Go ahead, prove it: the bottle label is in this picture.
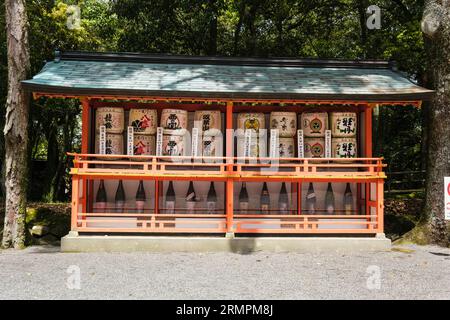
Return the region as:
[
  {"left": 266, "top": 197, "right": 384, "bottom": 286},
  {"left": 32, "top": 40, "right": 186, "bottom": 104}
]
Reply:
[
  {"left": 166, "top": 201, "right": 175, "bottom": 214},
  {"left": 326, "top": 205, "right": 334, "bottom": 214},
  {"left": 136, "top": 200, "right": 145, "bottom": 213},
  {"left": 207, "top": 202, "right": 216, "bottom": 214},
  {"left": 261, "top": 204, "right": 269, "bottom": 212},
  {"left": 344, "top": 204, "right": 352, "bottom": 215},
  {"left": 96, "top": 201, "right": 107, "bottom": 213},
  {"left": 239, "top": 202, "right": 249, "bottom": 211},
  {"left": 186, "top": 201, "right": 196, "bottom": 212},
  {"left": 306, "top": 193, "right": 316, "bottom": 199},
  {"left": 115, "top": 201, "right": 125, "bottom": 209}
]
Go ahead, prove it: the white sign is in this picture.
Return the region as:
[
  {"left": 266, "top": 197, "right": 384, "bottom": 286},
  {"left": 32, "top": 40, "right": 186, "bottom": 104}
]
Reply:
[
  {"left": 244, "top": 129, "right": 252, "bottom": 158},
  {"left": 325, "top": 130, "right": 332, "bottom": 158},
  {"left": 156, "top": 127, "right": 163, "bottom": 156},
  {"left": 99, "top": 125, "right": 106, "bottom": 155},
  {"left": 191, "top": 127, "right": 199, "bottom": 157},
  {"left": 297, "top": 130, "right": 304, "bottom": 158},
  {"left": 270, "top": 129, "right": 279, "bottom": 159},
  {"left": 445, "top": 177, "right": 450, "bottom": 220},
  {"left": 127, "top": 126, "right": 134, "bottom": 156}
]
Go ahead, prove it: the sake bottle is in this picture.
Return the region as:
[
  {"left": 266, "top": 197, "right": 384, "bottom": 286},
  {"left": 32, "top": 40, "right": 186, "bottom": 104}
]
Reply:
[
  {"left": 206, "top": 182, "right": 217, "bottom": 214},
  {"left": 278, "top": 182, "right": 289, "bottom": 214},
  {"left": 343, "top": 183, "right": 353, "bottom": 215},
  {"left": 96, "top": 179, "right": 107, "bottom": 213},
  {"left": 325, "top": 182, "right": 335, "bottom": 214},
  {"left": 165, "top": 181, "right": 176, "bottom": 214},
  {"left": 135, "top": 180, "right": 146, "bottom": 213},
  {"left": 185, "top": 181, "right": 197, "bottom": 214},
  {"left": 239, "top": 182, "right": 249, "bottom": 213},
  {"left": 305, "top": 182, "right": 317, "bottom": 215},
  {"left": 115, "top": 180, "right": 126, "bottom": 213},
  {"left": 260, "top": 182, "right": 270, "bottom": 214}
]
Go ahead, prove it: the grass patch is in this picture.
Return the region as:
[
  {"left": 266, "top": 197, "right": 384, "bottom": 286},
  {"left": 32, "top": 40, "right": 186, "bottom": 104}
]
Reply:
[{"left": 1, "top": 202, "right": 70, "bottom": 246}]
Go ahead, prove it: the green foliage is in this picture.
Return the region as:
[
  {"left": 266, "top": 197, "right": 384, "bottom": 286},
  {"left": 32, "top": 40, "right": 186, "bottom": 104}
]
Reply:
[{"left": 0, "top": 0, "right": 429, "bottom": 202}]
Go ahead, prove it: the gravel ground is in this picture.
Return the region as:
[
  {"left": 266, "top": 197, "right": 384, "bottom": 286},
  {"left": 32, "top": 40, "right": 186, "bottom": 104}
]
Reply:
[{"left": 0, "top": 244, "right": 449, "bottom": 300}]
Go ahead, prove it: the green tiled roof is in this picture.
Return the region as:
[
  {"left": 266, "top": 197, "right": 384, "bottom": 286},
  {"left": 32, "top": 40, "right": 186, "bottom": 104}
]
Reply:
[{"left": 23, "top": 53, "right": 432, "bottom": 101}]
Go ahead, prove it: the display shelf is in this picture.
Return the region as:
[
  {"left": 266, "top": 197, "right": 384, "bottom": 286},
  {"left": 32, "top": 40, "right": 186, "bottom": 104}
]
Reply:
[{"left": 69, "top": 152, "right": 385, "bottom": 235}]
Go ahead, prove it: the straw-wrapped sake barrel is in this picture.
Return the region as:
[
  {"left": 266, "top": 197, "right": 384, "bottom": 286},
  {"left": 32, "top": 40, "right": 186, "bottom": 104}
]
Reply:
[
  {"left": 162, "top": 134, "right": 187, "bottom": 160},
  {"left": 237, "top": 113, "right": 265, "bottom": 135},
  {"left": 236, "top": 133, "right": 267, "bottom": 158},
  {"left": 161, "top": 109, "right": 188, "bottom": 135},
  {"left": 95, "top": 133, "right": 124, "bottom": 157},
  {"left": 332, "top": 138, "right": 357, "bottom": 159},
  {"left": 96, "top": 107, "right": 124, "bottom": 134},
  {"left": 270, "top": 112, "right": 297, "bottom": 137},
  {"left": 202, "top": 135, "right": 223, "bottom": 163},
  {"left": 300, "top": 112, "right": 328, "bottom": 137},
  {"left": 194, "top": 110, "right": 221, "bottom": 135},
  {"left": 129, "top": 109, "right": 157, "bottom": 135},
  {"left": 330, "top": 112, "right": 357, "bottom": 137},
  {"left": 304, "top": 137, "right": 325, "bottom": 158},
  {"left": 133, "top": 134, "right": 156, "bottom": 157},
  {"left": 278, "top": 137, "right": 295, "bottom": 159}
]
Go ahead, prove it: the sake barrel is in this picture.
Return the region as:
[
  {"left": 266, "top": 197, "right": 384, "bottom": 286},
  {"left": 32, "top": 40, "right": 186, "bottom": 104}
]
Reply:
[
  {"left": 236, "top": 134, "right": 267, "bottom": 159},
  {"left": 194, "top": 110, "right": 221, "bottom": 133},
  {"left": 162, "top": 134, "right": 186, "bottom": 160},
  {"left": 304, "top": 137, "right": 325, "bottom": 158},
  {"left": 160, "top": 109, "right": 188, "bottom": 134},
  {"left": 202, "top": 135, "right": 223, "bottom": 163},
  {"left": 133, "top": 134, "right": 156, "bottom": 157},
  {"left": 129, "top": 109, "right": 157, "bottom": 135},
  {"left": 270, "top": 112, "right": 297, "bottom": 137},
  {"left": 278, "top": 137, "right": 295, "bottom": 159},
  {"left": 95, "top": 133, "right": 124, "bottom": 157},
  {"left": 237, "top": 113, "right": 265, "bottom": 135},
  {"left": 300, "top": 112, "right": 328, "bottom": 137},
  {"left": 332, "top": 138, "right": 357, "bottom": 159},
  {"left": 96, "top": 107, "right": 124, "bottom": 134},
  {"left": 330, "top": 112, "right": 357, "bottom": 137}
]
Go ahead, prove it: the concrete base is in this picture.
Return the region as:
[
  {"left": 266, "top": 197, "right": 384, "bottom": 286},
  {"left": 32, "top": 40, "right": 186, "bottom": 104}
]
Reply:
[{"left": 61, "top": 234, "right": 391, "bottom": 253}]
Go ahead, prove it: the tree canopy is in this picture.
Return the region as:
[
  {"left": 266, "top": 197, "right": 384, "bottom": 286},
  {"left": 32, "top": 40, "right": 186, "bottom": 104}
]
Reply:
[{"left": 0, "top": 0, "right": 429, "bottom": 202}]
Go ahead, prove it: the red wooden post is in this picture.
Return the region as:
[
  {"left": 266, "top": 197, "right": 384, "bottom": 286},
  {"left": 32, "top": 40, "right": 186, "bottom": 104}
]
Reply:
[
  {"left": 80, "top": 98, "right": 90, "bottom": 216},
  {"left": 364, "top": 105, "right": 373, "bottom": 222},
  {"left": 226, "top": 101, "right": 234, "bottom": 233},
  {"left": 377, "top": 179, "right": 384, "bottom": 233},
  {"left": 71, "top": 176, "right": 79, "bottom": 231},
  {"left": 154, "top": 179, "right": 159, "bottom": 214}
]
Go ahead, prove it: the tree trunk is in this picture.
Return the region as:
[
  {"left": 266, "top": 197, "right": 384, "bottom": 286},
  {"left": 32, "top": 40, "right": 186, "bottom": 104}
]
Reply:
[
  {"left": 207, "top": 0, "right": 218, "bottom": 56},
  {"left": 421, "top": 0, "right": 450, "bottom": 246},
  {"left": 357, "top": 0, "right": 368, "bottom": 58},
  {"left": 233, "top": 1, "right": 245, "bottom": 56},
  {"left": 2, "top": 0, "right": 30, "bottom": 249}
]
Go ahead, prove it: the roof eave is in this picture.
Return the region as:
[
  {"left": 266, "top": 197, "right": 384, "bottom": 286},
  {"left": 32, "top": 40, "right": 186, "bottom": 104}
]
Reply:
[{"left": 22, "top": 82, "right": 434, "bottom": 103}]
